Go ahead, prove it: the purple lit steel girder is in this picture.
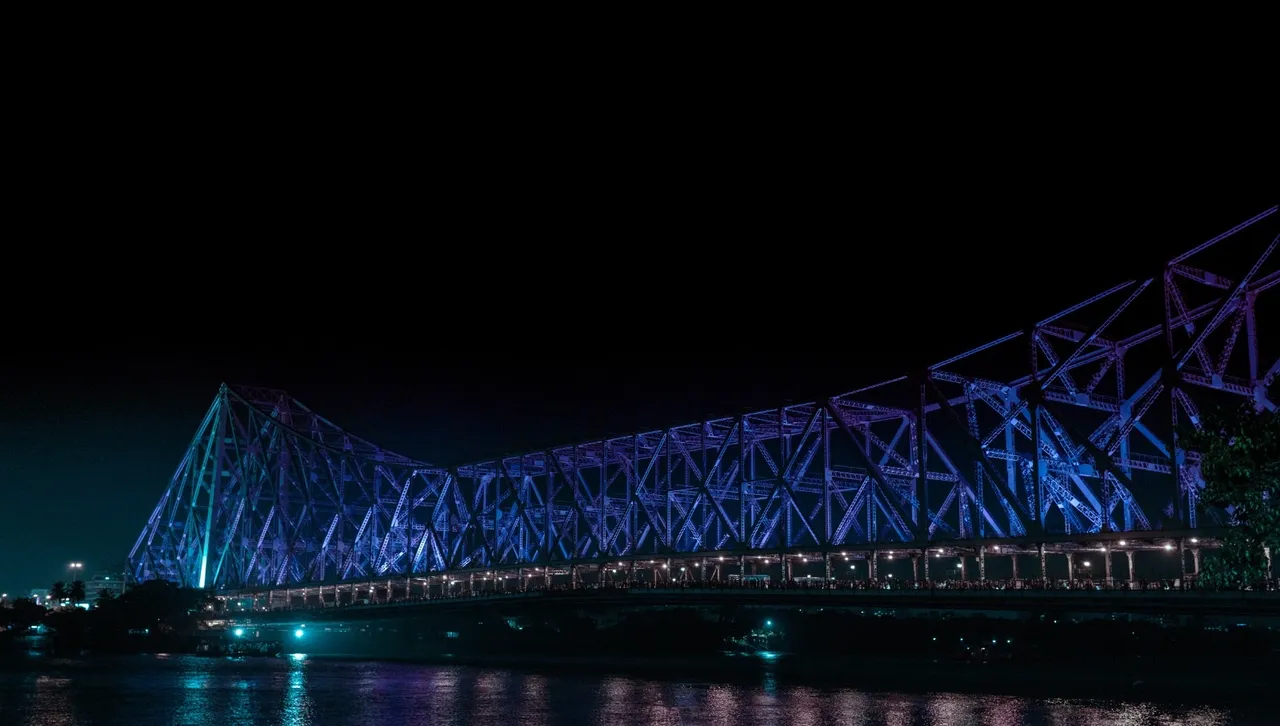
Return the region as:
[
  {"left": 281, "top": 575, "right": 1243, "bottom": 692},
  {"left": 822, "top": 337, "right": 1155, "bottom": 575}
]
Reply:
[{"left": 128, "top": 207, "right": 1280, "bottom": 589}]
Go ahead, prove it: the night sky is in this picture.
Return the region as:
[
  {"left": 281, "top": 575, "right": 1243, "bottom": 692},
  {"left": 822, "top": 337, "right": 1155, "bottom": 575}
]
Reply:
[{"left": 1, "top": 181, "right": 1273, "bottom": 598}]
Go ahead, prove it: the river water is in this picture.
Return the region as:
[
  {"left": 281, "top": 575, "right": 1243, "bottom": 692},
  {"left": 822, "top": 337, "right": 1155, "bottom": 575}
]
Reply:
[{"left": 0, "top": 653, "right": 1263, "bottom": 725}]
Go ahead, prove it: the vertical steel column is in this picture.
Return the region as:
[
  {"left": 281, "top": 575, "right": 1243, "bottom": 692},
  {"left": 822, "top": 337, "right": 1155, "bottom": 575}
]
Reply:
[
  {"left": 1038, "top": 543, "right": 1046, "bottom": 579},
  {"left": 916, "top": 380, "right": 928, "bottom": 537},
  {"left": 1029, "top": 331, "right": 1044, "bottom": 533},
  {"left": 978, "top": 546, "right": 986, "bottom": 582},
  {"left": 1126, "top": 550, "right": 1134, "bottom": 583},
  {"left": 822, "top": 408, "right": 832, "bottom": 548}
]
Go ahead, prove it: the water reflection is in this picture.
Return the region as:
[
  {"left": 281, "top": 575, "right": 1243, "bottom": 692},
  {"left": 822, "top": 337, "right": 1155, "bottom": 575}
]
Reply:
[
  {"left": 0, "top": 654, "right": 1259, "bottom": 726},
  {"left": 1043, "top": 699, "right": 1231, "bottom": 726},
  {"left": 26, "top": 674, "right": 74, "bottom": 726},
  {"left": 281, "top": 654, "right": 314, "bottom": 726}
]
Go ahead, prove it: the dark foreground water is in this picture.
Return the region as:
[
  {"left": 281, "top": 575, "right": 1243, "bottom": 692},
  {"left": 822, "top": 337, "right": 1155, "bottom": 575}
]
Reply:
[{"left": 0, "top": 653, "right": 1266, "bottom": 725}]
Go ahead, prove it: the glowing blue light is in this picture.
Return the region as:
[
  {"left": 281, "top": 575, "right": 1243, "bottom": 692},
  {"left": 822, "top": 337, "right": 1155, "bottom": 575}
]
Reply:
[
  {"left": 764, "top": 619, "right": 773, "bottom": 627},
  {"left": 294, "top": 629, "right": 304, "bottom": 638},
  {"left": 233, "top": 628, "right": 244, "bottom": 637}
]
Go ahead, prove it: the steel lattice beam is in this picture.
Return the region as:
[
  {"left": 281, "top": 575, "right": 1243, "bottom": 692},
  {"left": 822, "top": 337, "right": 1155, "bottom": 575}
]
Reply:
[{"left": 129, "top": 206, "right": 1280, "bottom": 589}]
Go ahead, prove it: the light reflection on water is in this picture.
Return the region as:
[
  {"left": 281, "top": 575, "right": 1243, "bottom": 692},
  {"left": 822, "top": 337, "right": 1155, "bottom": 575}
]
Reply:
[{"left": 0, "top": 655, "right": 1257, "bottom": 726}]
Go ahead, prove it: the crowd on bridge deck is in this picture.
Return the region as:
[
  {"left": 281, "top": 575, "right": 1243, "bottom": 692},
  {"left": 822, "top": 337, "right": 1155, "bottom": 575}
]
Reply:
[{"left": 253, "top": 573, "right": 1278, "bottom": 613}]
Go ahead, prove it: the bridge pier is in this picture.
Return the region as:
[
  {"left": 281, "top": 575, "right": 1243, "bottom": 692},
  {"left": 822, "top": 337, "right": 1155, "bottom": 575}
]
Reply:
[
  {"left": 910, "top": 554, "right": 919, "bottom": 581},
  {"left": 1010, "top": 552, "right": 1019, "bottom": 580},
  {"left": 1125, "top": 550, "right": 1135, "bottom": 583},
  {"left": 978, "top": 546, "right": 986, "bottom": 583},
  {"left": 1066, "top": 552, "right": 1074, "bottom": 581},
  {"left": 1266, "top": 547, "right": 1273, "bottom": 581},
  {"left": 870, "top": 550, "right": 878, "bottom": 581},
  {"left": 1038, "top": 543, "right": 1046, "bottom": 579},
  {"left": 1192, "top": 549, "right": 1201, "bottom": 575},
  {"left": 1104, "top": 543, "right": 1113, "bottom": 585},
  {"left": 923, "top": 551, "right": 930, "bottom": 581}
]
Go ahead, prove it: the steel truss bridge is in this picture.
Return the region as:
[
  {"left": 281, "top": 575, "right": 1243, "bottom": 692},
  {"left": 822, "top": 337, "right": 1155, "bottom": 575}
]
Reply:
[{"left": 130, "top": 207, "right": 1280, "bottom": 592}]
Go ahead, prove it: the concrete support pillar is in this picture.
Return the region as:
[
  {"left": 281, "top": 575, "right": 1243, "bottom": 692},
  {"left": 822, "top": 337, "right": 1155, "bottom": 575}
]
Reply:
[
  {"left": 923, "top": 551, "right": 931, "bottom": 581},
  {"left": 910, "top": 555, "right": 919, "bottom": 582},
  {"left": 1065, "top": 553, "right": 1074, "bottom": 581},
  {"left": 1192, "top": 549, "right": 1201, "bottom": 574},
  {"left": 701, "top": 557, "right": 708, "bottom": 583},
  {"left": 978, "top": 546, "right": 986, "bottom": 583},
  {"left": 870, "top": 550, "right": 878, "bottom": 581},
  {"left": 1125, "top": 550, "right": 1135, "bottom": 583},
  {"left": 1104, "top": 543, "right": 1113, "bottom": 585},
  {"left": 1011, "top": 553, "right": 1019, "bottom": 580},
  {"left": 1038, "top": 543, "right": 1047, "bottom": 579},
  {"left": 1265, "top": 546, "right": 1273, "bottom": 581},
  {"left": 825, "top": 553, "right": 832, "bottom": 582}
]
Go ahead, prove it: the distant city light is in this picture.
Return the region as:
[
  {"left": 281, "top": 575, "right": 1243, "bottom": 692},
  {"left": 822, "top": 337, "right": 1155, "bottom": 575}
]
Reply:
[
  {"left": 234, "top": 628, "right": 244, "bottom": 637},
  {"left": 294, "top": 629, "right": 304, "bottom": 638}
]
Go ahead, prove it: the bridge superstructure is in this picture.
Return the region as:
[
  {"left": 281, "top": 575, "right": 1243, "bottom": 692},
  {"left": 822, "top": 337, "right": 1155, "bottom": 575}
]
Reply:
[{"left": 129, "top": 207, "right": 1280, "bottom": 591}]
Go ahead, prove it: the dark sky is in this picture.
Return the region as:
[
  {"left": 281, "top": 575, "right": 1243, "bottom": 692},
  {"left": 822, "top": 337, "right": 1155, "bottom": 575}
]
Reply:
[{"left": 0, "top": 171, "right": 1273, "bottom": 596}]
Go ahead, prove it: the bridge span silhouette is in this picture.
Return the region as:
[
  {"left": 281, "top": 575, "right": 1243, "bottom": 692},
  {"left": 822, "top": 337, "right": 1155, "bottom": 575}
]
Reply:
[{"left": 129, "top": 207, "right": 1280, "bottom": 593}]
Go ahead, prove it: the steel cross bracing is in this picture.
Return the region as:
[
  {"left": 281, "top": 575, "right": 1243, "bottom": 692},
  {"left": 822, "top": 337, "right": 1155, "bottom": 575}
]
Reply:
[{"left": 129, "top": 207, "right": 1280, "bottom": 590}]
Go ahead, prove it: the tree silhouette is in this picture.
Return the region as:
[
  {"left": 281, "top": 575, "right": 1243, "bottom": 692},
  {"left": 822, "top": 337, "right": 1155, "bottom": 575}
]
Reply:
[
  {"left": 69, "top": 581, "right": 87, "bottom": 605},
  {"left": 96, "top": 589, "right": 116, "bottom": 604},
  {"left": 49, "top": 582, "right": 68, "bottom": 604},
  {"left": 1184, "top": 403, "right": 1279, "bottom": 589}
]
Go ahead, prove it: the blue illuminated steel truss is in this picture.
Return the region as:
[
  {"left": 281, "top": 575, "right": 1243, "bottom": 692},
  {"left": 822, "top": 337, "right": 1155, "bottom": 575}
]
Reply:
[{"left": 129, "top": 207, "right": 1280, "bottom": 589}]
